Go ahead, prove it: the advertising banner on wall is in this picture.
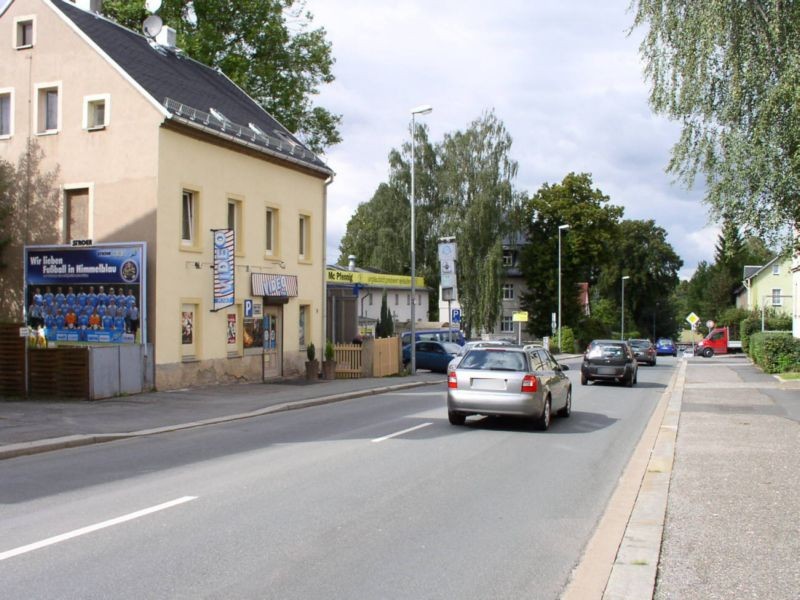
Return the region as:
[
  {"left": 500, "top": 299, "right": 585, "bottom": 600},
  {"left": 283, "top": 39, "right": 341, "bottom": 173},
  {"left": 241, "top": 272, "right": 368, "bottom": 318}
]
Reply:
[
  {"left": 24, "top": 243, "right": 146, "bottom": 344},
  {"left": 213, "top": 229, "right": 235, "bottom": 311}
]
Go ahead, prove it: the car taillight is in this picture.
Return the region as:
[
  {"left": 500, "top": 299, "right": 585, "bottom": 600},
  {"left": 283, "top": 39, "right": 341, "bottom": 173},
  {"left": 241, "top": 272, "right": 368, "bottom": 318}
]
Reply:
[
  {"left": 448, "top": 371, "right": 457, "bottom": 388},
  {"left": 521, "top": 374, "right": 538, "bottom": 393}
]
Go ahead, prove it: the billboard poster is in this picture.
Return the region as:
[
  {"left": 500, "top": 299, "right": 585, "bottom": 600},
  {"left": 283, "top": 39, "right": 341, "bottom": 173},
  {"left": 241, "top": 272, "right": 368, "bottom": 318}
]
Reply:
[
  {"left": 24, "top": 243, "right": 145, "bottom": 344},
  {"left": 227, "top": 313, "right": 237, "bottom": 344},
  {"left": 213, "top": 229, "right": 235, "bottom": 311}
]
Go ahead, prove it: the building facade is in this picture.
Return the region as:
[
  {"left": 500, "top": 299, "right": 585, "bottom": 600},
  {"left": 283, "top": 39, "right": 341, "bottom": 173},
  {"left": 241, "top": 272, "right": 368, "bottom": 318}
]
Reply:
[
  {"left": 1, "top": 0, "right": 333, "bottom": 389},
  {"left": 736, "top": 257, "right": 793, "bottom": 317}
]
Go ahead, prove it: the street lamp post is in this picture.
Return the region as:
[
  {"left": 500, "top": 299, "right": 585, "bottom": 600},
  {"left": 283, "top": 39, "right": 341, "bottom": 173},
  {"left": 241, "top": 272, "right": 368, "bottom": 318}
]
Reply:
[
  {"left": 409, "top": 104, "right": 432, "bottom": 374},
  {"left": 557, "top": 224, "right": 570, "bottom": 351},
  {"left": 621, "top": 275, "right": 630, "bottom": 340}
]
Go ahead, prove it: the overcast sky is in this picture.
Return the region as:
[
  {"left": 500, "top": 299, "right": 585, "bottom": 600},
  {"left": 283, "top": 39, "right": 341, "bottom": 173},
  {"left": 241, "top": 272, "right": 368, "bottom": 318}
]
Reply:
[{"left": 307, "top": 0, "right": 715, "bottom": 280}]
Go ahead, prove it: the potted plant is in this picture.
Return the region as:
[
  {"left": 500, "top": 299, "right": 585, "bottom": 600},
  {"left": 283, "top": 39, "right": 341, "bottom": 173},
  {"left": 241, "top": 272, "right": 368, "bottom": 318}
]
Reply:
[
  {"left": 322, "top": 340, "right": 337, "bottom": 380},
  {"left": 305, "top": 342, "right": 319, "bottom": 380}
]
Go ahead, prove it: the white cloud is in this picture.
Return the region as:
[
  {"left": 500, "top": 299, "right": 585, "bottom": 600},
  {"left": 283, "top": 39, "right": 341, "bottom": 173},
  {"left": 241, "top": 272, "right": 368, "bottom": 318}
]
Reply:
[{"left": 309, "top": 0, "right": 717, "bottom": 278}]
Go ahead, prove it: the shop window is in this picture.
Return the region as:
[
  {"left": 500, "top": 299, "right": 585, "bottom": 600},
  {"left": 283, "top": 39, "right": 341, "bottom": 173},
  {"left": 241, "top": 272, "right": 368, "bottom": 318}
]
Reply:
[{"left": 181, "top": 302, "right": 198, "bottom": 360}]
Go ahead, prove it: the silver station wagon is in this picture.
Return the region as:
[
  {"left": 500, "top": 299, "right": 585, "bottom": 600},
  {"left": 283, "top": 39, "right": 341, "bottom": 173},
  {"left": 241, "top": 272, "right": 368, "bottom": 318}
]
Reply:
[{"left": 446, "top": 346, "right": 572, "bottom": 430}]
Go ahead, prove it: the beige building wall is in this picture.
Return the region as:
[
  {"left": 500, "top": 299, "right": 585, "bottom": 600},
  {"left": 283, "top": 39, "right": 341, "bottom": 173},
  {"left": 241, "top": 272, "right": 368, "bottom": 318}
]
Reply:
[
  {"left": 2, "top": 0, "right": 330, "bottom": 390},
  {"left": 0, "top": 0, "right": 162, "bottom": 319},
  {"left": 154, "top": 127, "right": 327, "bottom": 389}
]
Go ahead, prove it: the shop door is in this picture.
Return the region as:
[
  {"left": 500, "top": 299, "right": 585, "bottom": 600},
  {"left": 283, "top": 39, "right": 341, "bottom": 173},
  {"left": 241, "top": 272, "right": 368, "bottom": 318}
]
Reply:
[{"left": 263, "top": 307, "right": 282, "bottom": 379}]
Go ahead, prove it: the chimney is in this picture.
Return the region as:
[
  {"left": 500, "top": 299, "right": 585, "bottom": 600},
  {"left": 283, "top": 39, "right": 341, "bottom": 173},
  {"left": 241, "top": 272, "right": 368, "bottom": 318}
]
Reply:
[
  {"left": 348, "top": 255, "right": 356, "bottom": 272},
  {"left": 156, "top": 26, "right": 177, "bottom": 48},
  {"left": 71, "top": 0, "right": 103, "bottom": 12}
]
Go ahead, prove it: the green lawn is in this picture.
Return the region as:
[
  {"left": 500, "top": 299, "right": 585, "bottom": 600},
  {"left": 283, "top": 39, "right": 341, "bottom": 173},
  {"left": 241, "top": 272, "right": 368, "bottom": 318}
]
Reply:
[{"left": 780, "top": 372, "right": 800, "bottom": 380}]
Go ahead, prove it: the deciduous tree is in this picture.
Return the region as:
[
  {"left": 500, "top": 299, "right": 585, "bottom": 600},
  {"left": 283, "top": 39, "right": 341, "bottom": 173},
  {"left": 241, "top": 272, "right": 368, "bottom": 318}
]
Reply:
[{"left": 632, "top": 1, "right": 800, "bottom": 250}]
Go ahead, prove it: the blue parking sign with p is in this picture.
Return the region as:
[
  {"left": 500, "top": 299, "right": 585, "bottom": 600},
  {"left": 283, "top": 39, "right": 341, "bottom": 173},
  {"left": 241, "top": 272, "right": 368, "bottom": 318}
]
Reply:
[
  {"left": 452, "top": 309, "right": 461, "bottom": 323},
  {"left": 244, "top": 299, "right": 253, "bottom": 318}
]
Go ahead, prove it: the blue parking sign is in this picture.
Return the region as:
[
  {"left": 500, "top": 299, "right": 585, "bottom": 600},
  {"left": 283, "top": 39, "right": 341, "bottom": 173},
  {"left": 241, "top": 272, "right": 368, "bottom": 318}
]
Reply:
[
  {"left": 244, "top": 299, "right": 253, "bottom": 318},
  {"left": 452, "top": 308, "right": 461, "bottom": 323}
]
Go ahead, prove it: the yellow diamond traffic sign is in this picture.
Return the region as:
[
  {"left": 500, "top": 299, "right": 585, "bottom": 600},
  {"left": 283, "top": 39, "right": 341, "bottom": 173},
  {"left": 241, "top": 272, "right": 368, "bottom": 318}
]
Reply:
[{"left": 686, "top": 312, "right": 700, "bottom": 326}]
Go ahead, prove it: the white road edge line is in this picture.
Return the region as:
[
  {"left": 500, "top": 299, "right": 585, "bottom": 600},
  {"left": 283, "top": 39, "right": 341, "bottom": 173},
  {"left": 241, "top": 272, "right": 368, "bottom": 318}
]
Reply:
[
  {"left": 0, "top": 496, "right": 198, "bottom": 562},
  {"left": 371, "top": 422, "right": 433, "bottom": 443}
]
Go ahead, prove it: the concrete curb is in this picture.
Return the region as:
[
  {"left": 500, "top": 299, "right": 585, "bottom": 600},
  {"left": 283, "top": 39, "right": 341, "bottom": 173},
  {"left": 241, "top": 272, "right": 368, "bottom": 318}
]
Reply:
[
  {"left": 0, "top": 380, "right": 437, "bottom": 461},
  {"left": 602, "top": 359, "right": 685, "bottom": 599},
  {"left": 562, "top": 359, "right": 685, "bottom": 600}
]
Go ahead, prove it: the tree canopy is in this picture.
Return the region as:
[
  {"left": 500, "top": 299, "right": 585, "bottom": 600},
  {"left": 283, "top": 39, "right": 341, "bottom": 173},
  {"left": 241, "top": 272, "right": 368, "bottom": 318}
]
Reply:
[
  {"left": 102, "top": 0, "right": 341, "bottom": 153},
  {"left": 632, "top": 1, "right": 800, "bottom": 250},
  {"left": 338, "top": 111, "right": 522, "bottom": 334}
]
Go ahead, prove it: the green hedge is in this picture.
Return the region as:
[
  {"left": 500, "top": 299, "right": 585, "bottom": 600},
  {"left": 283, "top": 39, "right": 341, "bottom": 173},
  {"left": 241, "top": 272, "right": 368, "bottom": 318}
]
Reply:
[
  {"left": 740, "top": 314, "right": 792, "bottom": 353},
  {"left": 748, "top": 332, "right": 800, "bottom": 374}
]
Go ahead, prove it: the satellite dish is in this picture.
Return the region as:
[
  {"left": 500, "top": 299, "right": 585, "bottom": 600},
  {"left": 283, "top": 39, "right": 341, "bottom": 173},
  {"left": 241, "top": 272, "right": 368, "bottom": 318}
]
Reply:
[
  {"left": 143, "top": 14, "right": 163, "bottom": 39},
  {"left": 145, "top": 0, "right": 162, "bottom": 12}
]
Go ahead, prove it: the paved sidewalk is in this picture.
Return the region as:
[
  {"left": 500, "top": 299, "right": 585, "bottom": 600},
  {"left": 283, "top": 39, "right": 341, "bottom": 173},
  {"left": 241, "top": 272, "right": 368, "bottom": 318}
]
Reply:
[
  {"left": 654, "top": 356, "right": 800, "bottom": 599},
  {"left": 0, "top": 372, "right": 444, "bottom": 459}
]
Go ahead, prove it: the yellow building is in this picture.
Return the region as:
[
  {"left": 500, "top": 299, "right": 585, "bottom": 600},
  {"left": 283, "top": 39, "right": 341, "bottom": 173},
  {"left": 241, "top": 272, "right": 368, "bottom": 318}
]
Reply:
[{"left": 0, "top": 0, "right": 333, "bottom": 389}]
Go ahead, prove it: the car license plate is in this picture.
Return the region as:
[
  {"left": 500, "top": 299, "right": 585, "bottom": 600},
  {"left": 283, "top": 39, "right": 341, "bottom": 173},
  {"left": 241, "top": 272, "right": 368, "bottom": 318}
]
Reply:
[
  {"left": 598, "top": 367, "right": 618, "bottom": 375},
  {"left": 470, "top": 378, "right": 506, "bottom": 391}
]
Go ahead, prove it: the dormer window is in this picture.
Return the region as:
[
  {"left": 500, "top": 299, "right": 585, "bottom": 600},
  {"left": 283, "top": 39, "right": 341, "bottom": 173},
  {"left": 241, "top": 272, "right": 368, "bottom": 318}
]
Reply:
[
  {"left": 83, "top": 94, "right": 110, "bottom": 130},
  {"left": 14, "top": 17, "right": 35, "bottom": 49}
]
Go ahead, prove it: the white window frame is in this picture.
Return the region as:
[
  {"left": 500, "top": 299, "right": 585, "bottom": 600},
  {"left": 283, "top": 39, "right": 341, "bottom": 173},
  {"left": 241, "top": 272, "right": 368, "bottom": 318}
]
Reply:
[
  {"left": 0, "top": 88, "right": 13, "bottom": 139},
  {"left": 502, "top": 283, "right": 514, "bottom": 300},
  {"left": 501, "top": 315, "right": 514, "bottom": 332},
  {"left": 772, "top": 264, "right": 780, "bottom": 276},
  {"left": 502, "top": 250, "right": 513, "bottom": 267},
  {"left": 227, "top": 197, "right": 243, "bottom": 254},
  {"left": 82, "top": 94, "right": 110, "bottom": 130},
  {"left": 181, "top": 189, "right": 199, "bottom": 248},
  {"left": 14, "top": 15, "right": 36, "bottom": 49},
  {"left": 265, "top": 206, "right": 279, "bottom": 256},
  {"left": 34, "top": 81, "right": 61, "bottom": 135},
  {"left": 298, "top": 213, "right": 310, "bottom": 260},
  {"left": 772, "top": 288, "right": 782, "bottom": 306}
]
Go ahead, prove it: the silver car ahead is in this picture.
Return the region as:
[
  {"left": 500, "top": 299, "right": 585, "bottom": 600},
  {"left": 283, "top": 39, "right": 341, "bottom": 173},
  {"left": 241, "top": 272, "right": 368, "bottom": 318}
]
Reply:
[{"left": 446, "top": 346, "right": 572, "bottom": 430}]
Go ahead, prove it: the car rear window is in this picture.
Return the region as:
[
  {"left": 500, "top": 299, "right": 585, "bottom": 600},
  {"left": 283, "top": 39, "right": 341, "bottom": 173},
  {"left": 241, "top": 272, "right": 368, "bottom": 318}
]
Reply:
[
  {"left": 587, "top": 343, "right": 625, "bottom": 358},
  {"left": 459, "top": 349, "right": 528, "bottom": 371},
  {"left": 629, "top": 340, "right": 650, "bottom": 348}
]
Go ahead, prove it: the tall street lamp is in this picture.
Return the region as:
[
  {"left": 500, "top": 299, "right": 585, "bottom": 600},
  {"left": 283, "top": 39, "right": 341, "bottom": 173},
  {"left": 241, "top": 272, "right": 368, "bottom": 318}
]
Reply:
[
  {"left": 621, "top": 275, "right": 630, "bottom": 340},
  {"left": 557, "top": 224, "right": 570, "bottom": 351},
  {"left": 409, "top": 104, "right": 432, "bottom": 374}
]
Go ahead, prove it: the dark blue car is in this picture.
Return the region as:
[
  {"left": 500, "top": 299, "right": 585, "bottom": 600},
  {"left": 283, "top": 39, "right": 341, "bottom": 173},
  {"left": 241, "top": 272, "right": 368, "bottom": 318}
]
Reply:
[
  {"left": 655, "top": 338, "right": 677, "bottom": 357},
  {"left": 402, "top": 341, "right": 462, "bottom": 373}
]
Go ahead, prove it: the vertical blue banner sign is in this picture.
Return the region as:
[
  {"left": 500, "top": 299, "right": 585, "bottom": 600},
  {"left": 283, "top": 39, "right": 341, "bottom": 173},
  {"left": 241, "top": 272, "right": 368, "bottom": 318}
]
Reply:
[{"left": 213, "top": 229, "right": 235, "bottom": 311}]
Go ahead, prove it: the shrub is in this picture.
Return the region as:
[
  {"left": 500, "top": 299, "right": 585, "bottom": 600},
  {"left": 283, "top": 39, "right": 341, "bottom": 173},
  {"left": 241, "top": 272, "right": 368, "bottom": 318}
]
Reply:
[
  {"left": 306, "top": 342, "right": 316, "bottom": 362},
  {"left": 325, "top": 339, "right": 335, "bottom": 361},
  {"left": 558, "top": 326, "right": 576, "bottom": 354},
  {"left": 749, "top": 332, "right": 800, "bottom": 373},
  {"left": 574, "top": 317, "right": 611, "bottom": 351},
  {"left": 741, "top": 312, "right": 792, "bottom": 353}
]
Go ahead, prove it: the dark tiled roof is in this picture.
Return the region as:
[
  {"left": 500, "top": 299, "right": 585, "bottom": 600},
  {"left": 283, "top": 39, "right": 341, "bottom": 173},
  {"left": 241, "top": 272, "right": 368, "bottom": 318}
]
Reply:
[{"left": 51, "top": 0, "right": 331, "bottom": 175}]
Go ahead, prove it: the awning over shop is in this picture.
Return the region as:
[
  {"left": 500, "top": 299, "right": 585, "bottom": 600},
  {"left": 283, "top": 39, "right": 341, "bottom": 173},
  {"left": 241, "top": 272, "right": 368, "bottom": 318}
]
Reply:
[{"left": 251, "top": 273, "right": 298, "bottom": 297}]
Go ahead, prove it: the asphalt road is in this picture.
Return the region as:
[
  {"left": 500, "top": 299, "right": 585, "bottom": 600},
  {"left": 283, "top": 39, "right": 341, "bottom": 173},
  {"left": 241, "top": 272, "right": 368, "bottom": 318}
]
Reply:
[{"left": 0, "top": 357, "right": 678, "bottom": 599}]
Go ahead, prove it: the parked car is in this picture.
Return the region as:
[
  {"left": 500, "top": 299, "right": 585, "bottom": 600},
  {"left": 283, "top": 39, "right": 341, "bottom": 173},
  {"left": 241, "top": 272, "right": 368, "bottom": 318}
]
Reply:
[
  {"left": 401, "top": 329, "right": 466, "bottom": 346},
  {"left": 655, "top": 337, "right": 677, "bottom": 357},
  {"left": 581, "top": 339, "right": 638, "bottom": 387},
  {"left": 403, "top": 341, "right": 462, "bottom": 373},
  {"left": 446, "top": 346, "right": 571, "bottom": 430},
  {"left": 628, "top": 338, "right": 657, "bottom": 366}
]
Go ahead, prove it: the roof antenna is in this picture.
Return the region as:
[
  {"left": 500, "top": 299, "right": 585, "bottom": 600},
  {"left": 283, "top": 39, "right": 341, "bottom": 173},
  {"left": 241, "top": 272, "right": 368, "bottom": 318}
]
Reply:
[{"left": 142, "top": 0, "right": 163, "bottom": 40}]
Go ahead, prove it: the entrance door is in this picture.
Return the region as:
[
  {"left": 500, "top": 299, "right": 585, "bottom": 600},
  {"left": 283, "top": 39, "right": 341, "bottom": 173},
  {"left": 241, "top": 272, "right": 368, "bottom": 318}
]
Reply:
[{"left": 263, "top": 307, "right": 282, "bottom": 379}]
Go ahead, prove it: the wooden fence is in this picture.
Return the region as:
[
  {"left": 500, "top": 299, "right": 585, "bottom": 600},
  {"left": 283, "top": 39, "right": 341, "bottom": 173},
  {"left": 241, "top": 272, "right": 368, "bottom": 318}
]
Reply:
[{"left": 333, "top": 336, "right": 401, "bottom": 379}]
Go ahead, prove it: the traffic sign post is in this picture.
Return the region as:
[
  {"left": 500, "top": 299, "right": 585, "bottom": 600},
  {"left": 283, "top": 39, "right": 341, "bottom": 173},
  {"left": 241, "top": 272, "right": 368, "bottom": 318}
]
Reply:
[{"left": 513, "top": 311, "right": 528, "bottom": 345}]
